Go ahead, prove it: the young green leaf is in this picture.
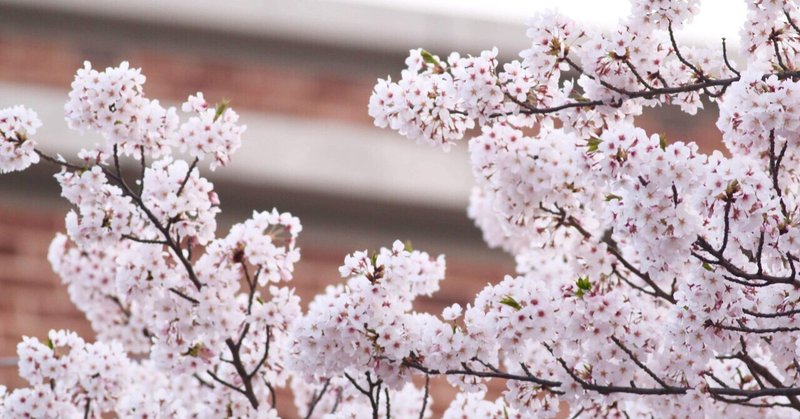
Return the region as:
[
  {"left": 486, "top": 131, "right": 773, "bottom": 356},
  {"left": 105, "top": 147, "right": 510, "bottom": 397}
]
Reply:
[
  {"left": 575, "top": 275, "right": 592, "bottom": 298},
  {"left": 420, "top": 49, "right": 441, "bottom": 67},
  {"left": 587, "top": 137, "right": 603, "bottom": 153},
  {"left": 213, "top": 99, "right": 230, "bottom": 122},
  {"left": 499, "top": 295, "right": 522, "bottom": 311}
]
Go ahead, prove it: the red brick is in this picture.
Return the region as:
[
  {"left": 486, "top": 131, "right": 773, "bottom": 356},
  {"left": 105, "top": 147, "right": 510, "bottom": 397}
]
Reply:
[{"left": 0, "top": 35, "right": 378, "bottom": 125}]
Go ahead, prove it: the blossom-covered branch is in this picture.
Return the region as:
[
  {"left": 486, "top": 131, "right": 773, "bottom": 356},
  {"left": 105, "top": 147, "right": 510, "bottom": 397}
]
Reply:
[
  {"left": 359, "top": 0, "right": 800, "bottom": 416},
  {"left": 6, "top": 0, "right": 800, "bottom": 417}
]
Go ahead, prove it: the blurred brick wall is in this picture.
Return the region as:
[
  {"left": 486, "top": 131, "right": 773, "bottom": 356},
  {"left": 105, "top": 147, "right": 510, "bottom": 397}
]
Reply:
[
  {"left": 0, "top": 34, "right": 376, "bottom": 125},
  {"left": 0, "top": 208, "right": 86, "bottom": 388}
]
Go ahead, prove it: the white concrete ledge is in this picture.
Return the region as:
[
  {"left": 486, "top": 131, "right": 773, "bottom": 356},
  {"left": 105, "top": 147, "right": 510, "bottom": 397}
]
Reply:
[{"left": 0, "top": 0, "right": 530, "bottom": 57}]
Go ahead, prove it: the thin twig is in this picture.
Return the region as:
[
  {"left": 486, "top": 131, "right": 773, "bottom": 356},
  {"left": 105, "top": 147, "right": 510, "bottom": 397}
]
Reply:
[
  {"left": 419, "top": 373, "right": 429, "bottom": 419},
  {"left": 207, "top": 369, "right": 247, "bottom": 396},
  {"left": 121, "top": 234, "right": 168, "bottom": 245},
  {"left": 771, "top": 32, "right": 790, "bottom": 72},
  {"left": 384, "top": 387, "right": 391, "bottom": 419},
  {"left": 304, "top": 378, "right": 332, "bottom": 419},
  {"left": 722, "top": 38, "right": 740, "bottom": 77},
  {"left": 169, "top": 287, "right": 199, "bottom": 305},
  {"left": 611, "top": 336, "right": 672, "bottom": 389},
  {"left": 668, "top": 21, "right": 707, "bottom": 81},
  {"left": 176, "top": 157, "right": 199, "bottom": 197}
]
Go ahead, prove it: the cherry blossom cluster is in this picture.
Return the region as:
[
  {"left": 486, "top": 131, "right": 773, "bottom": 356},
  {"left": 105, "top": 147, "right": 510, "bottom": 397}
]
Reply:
[
  {"left": 290, "top": 241, "right": 445, "bottom": 389},
  {"left": 0, "top": 105, "right": 41, "bottom": 173},
  {"left": 140, "top": 157, "right": 220, "bottom": 245},
  {"left": 48, "top": 234, "right": 151, "bottom": 353},
  {"left": 2, "top": 329, "right": 282, "bottom": 417},
  {"left": 65, "top": 61, "right": 243, "bottom": 168},
  {"left": 178, "top": 93, "right": 245, "bottom": 170},
  {"left": 56, "top": 166, "right": 135, "bottom": 246},
  {"left": 362, "top": 0, "right": 800, "bottom": 416},
  {"left": 3, "top": 60, "right": 455, "bottom": 418},
  {"left": 3, "top": 330, "right": 130, "bottom": 417},
  {"left": 65, "top": 61, "right": 176, "bottom": 158},
  {"left": 2, "top": 61, "right": 292, "bottom": 418}
]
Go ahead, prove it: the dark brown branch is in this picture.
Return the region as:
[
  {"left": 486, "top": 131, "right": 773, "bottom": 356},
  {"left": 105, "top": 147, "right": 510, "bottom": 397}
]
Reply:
[
  {"left": 469, "top": 53, "right": 800, "bottom": 120},
  {"left": 546, "top": 345, "right": 685, "bottom": 395},
  {"left": 562, "top": 56, "right": 635, "bottom": 96},
  {"left": 419, "top": 374, "right": 429, "bottom": 419},
  {"left": 613, "top": 266, "right": 661, "bottom": 298},
  {"left": 265, "top": 379, "right": 277, "bottom": 409},
  {"left": 400, "top": 358, "right": 562, "bottom": 392},
  {"left": 744, "top": 307, "right": 800, "bottom": 318},
  {"left": 108, "top": 295, "right": 132, "bottom": 318},
  {"left": 101, "top": 146, "right": 204, "bottom": 291},
  {"left": 207, "top": 369, "right": 248, "bottom": 397},
  {"left": 176, "top": 157, "right": 199, "bottom": 197},
  {"left": 373, "top": 376, "right": 382, "bottom": 419},
  {"left": 117, "top": 173, "right": 203, "bottom": 290},
  {"left": 194, "top": 373, "right": 215, "bottom": 389},
  {"left": 121, "top": 233, "right": 168, "bottom": 245},
  {"left": 243, "top": 263, "right": 258, "bottom": 315},
  {"left": 671, "top": 184, "right": 679, "bottom": 208},
  {"left": 768, "top": 130, "right": 789, "bottom": 217},
  {"left": 224, "top": 336, "right": 260, "bottom": 409},
  {"left": 668, "top": 21, "right": 707, "bottom": 81},
  {"left": 737, "top": 352, "right": 800, "bottom": 410},
  {"left": 138, "top": 145, "right": 146, "bottom": 195},
  {"left": 344, "top": 372, "right": 382, "bottom": 419},
  {"left": 113, "top": 144, "right": 124, "bottom": 180},
  {"left": 704, "top": 371, "right": 732, "bottom": 389},
  {"left": 786, "top": 9, "right": 800, "bottom": 35},
  {"left": 694, "top": 237, "right": 799, "bottom": 286},
  {"left": 384, "top": 387, "right": 391, "bottom": 419},
  {"left": 33, "top": 149, "right": 87, "bottom": 171},
  {"left": 719, "top": 199, "right": 733, "bottom": 255},
  {"left": 771, "top": 32, "right": 790, "bottom": 72},
  {"left": 610, "top": 336, "right": 672, "bottom": 389},
  {"left": 330, "top": 387, "right": 343, "bottom": 415},
  {"left": 756, "top": 230, "right": 766, "bottom": 275},
  {"left": 722, "top": 38, "right": 741, "bottom": 77},
  {"left": 606, "top": 241, "right": 675, "bottom": 303},
  {"left": 624, "top": 59, "right": 657, "bottom": 90},
  {"left": 343, "top": 372, "right": 370, "bottom": 396},
  {"left": 569, "top": 407, "right": 586, "bottom": 419},
  {"left": 710, "top": 322, "right": 800, "bottom": 334},
  {"left": 168, "top": 287, "right": 199, "bottom": 305},
  {"left": 541, "top": 204, "right": 676, "bottom": 303},
  {"left": 304, "top": 378, "right": 332, "bottom": 419},
  {"left": 247, "top": 326, "right": 271, "bottom": 379}
]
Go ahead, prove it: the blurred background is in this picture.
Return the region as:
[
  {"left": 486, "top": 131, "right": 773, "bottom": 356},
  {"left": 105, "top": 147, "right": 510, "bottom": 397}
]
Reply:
[{"left": 0, "top": 0, "right": 726, "bottom": 415}]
